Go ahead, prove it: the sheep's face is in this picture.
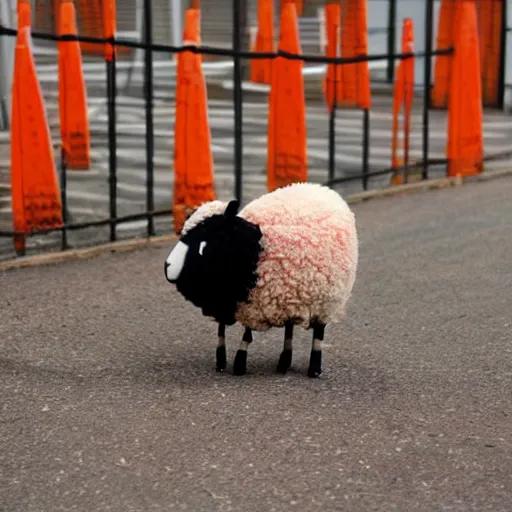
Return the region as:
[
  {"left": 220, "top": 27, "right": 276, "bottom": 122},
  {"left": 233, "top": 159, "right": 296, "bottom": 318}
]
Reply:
[{"left": 164, "top": 200, "right": 263, "bottom": 325}]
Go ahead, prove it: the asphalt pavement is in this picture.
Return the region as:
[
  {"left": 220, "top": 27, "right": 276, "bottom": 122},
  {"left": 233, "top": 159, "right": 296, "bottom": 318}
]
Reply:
[{"left": 1, "top": 176, "right": 511, "bottom": 511}]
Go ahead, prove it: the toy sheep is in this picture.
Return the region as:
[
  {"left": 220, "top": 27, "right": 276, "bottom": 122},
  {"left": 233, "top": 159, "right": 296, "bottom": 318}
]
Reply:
[{"left": 164, "top": 182, "right": 358, "bottom": 378}]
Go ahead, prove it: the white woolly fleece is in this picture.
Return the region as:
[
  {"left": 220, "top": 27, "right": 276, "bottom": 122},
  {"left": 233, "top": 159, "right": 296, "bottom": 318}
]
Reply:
[
  {"left": 236, "top": 182, "right": 358, "bottom": 331},
  {"left": 181, "top": 200, "right": 228, "bottom": 235},
  {"left": 180, "top": 183, "right": 358, "bottom": 332}
]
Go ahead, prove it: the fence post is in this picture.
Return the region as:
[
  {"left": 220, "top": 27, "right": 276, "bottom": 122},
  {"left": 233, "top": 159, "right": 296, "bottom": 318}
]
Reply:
[
  {"left": 362, "top": 109, "right": 370, "bottom": 190},
  {"left": 324, "top": 1, "right": 341, "bottom": 185},
  {"left": 60, "top": 148, "right": 69, "bottom": 251},
  {"left": 498, "top": 0, "right": 508, "bottom": 109},
  {"left": 103, "top": 0, "right": 118, "bottom": 242},
  {"left": 386, "top": 0, "right": 397, "bottom": 84},
  {"left": 233, "top": 0, "right": 243, "bottom": 203},
  {"left": 422, "top": 0, "right": 434, "bottom": 180},
  {"left": 447, "top": 0, "right": 483, "bottom": 178},
  {"left": 239, "top": 0, "right": 249, "bottom": 83},
  {"left": 144, "top": 0, "right": 155, "bottom": 236}
]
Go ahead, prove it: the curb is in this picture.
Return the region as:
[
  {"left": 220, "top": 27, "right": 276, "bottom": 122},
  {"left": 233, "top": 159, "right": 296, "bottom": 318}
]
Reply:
[
  {"left": 0, "top": 167, "right": 511, "bottom": 272},
  {"left": 346, "top": 175, "right": 463, "bottom": 204},
  {"left": 0, "top": 234, "right": 178, "bottom": 272},
  {"left": 463, "top": 166, "right": 512, "bottom": 183}
]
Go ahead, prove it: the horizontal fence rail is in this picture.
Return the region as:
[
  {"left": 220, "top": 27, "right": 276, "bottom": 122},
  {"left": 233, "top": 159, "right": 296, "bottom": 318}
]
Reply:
[{"left": 0, "top": 25, "right": 453, "bottom": 62}]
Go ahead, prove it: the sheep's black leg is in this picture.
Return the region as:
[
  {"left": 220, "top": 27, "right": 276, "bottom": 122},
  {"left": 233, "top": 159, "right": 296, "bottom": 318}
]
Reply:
[
  {"left": 233, "top": 327, "right": 252, "bottom": 376},
  {"left": 276, "top": 321, "right": 294, "bottom": 374},
  {"left": 216, "top": 323, "right": 227, "bottom": 372},
  {"left": 308, "top": 322, "right": 325, "bottom": 378}
]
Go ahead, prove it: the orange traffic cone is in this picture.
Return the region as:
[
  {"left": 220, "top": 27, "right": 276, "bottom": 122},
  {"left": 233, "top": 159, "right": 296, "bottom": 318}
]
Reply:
[
  {"left": 172, "top": 8, "right": 216, "bottom": 235},
  {"left": 250, "top": 0, "right": 274, "bottom": 84},
  {"left": 295, "top": 0, "right": 303, "bottom": 16},
  {"left": 281, "top": 0, "right": 303, "bottom": 16},
  {"left": 338, "top": 0, "right": 371, "bottom": 109},
  {"left": 447, "top": 0, "right": 483, "bottom": 177},
  {"left": 478, "top": 0, "right": 502, "bottom": 106},
  {"left": 58, "top": 0, "right": 91, "bottom": 170},
  {"left": 10, "top": 27, "right": 63, "bottom": 255},
  {"left": 391, "top": 18, "right": 415, "bottom": 184},
  {"left": 431, "top": 0, "right": 457, "bottom": 108},
  {"left": 267, "top": 1, "right": 307, "bottom": 192},
  {"left": 323, "top": 1, "right": 342, "bottom": 112},
  {"left": 16, "top": 0, "right": 31, "bottom": 35}
]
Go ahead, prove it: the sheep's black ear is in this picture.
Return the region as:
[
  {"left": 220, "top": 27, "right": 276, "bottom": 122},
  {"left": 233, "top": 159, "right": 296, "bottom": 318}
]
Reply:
[{"left": 224, "top": 200, "right": 240, "bottom": 218}]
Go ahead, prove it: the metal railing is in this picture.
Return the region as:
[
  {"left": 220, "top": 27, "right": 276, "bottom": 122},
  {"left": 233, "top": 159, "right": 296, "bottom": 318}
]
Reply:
[{"left": 0, "top": 0, "right": 457, "bottom": 257}]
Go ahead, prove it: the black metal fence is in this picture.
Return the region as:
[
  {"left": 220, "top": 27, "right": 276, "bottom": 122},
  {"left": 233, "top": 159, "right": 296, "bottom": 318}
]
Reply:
[{"left": 0, "top": 0, "right": 477, "bottom": 258}]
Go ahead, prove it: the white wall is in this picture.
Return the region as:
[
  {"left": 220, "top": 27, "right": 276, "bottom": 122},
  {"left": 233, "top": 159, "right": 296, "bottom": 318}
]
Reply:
[
  {"left": 394, "top": 0, "right": 440, "bottom": 89},
  {"left": 0, "top": 0, "right": 15, "bottom": 130},
  {"left": 504, "top": 0, "right": 512, "bottom": 110},
  {"left": 366, "top": 0, "right": 389, "bottom": 56},
  {"left": 366, "top": 0, "right": 442, "bottom": 88}
]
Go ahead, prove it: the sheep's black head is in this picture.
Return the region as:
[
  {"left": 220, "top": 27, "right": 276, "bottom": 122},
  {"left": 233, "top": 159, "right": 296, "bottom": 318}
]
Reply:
[{"left": 164, "top": 200, "right": 263, "bottom": 325}]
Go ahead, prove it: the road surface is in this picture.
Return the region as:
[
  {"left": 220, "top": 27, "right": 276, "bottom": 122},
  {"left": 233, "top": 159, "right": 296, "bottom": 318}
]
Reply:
[{"left": 1, "top": 176, "right": 511, "bottom": 511}]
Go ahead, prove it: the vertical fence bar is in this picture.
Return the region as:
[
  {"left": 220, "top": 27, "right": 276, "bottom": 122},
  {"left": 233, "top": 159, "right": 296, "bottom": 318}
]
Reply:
[
  {"left": 60, "top": 147, "right": 68, "bottom": 250},
  {"left": 404, "top": 104, "right": 411, "bottom": 184},
  {"left": 328, "top": 55, "right": 338, "bottom": 185},
  {"left": 498, "top": 0, "right": 508, "bottom": 109},
  {"left": 0, "top": 102, "right": 7, "bottom": 130},
  {"left": 362, "top": 108, "right": 370, "bottom": 190},
  {"left": 328, "top": 105, "right": 336, "bottom": 185},
  {"left": 422, "top": 0, "right": 434, "bottom": 180},
  {"left": 143, "top": 0, "right": 155, "bottom": 236},
  {"left": 239, "top": 0, "right": 249, "bottom": 81},
  {"left": 103, "top": 0, "right": 118, "bottom": 241},
  {"left": 232, "top": 0, "right": 243, "bottom": 203},
  {"left": 106, "top": 54, "right": 117, "bottom": 241},
  {"left": 386, "top": 0, "right": 397, "bottom": 83}
]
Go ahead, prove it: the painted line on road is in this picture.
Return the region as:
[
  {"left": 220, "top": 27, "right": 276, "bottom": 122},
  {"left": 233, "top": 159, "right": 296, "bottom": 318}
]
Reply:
[
  {"left": 116, "top": 220, "right": 151, "bottom": 232},
  {"left": 0, "top": 204, "right": 108, "bottom": 218},
  {"left": 65, "top": 190, "right": 133, "bottom": 204},
  {"left": 117, "top": 182, "right": 172, "bottom": 199},
  {"left": 309, "top": 148, "right": 391, "bottom": 167},
  {"left": 114, "top": 162, "right": 265, "bottom": 181},
  {"left": 219, "top": 61, "right": 387, "bottom": 93},
  {"left": 36, "top": 58, "right": 233, "bottom": 76},
  {"left": 90, "top": 149, "right": 173, "bottom": 166},
  {"left": 66, "top": 207, "right": 102, "bottom": 216},
  {"left": 237, "top": 144, "right": 392, "bottom": 167},
  {"left": 87, "top": 136, "right": 443, "bottom": 166},
  {"left": 89, "top": 125, "right": 174, "bottom": 138},
  {"left": 482, "top": 120, "right": 512, "bottom": 129}
]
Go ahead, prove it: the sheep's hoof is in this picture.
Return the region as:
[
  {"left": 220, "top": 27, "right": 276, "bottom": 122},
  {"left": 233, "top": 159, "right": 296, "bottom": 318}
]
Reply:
[
  {"left": 216, "top": 346, "right": 227, "bottom": 372},
  {"left": 307, "top": 350, "right": 322, "bottom": 378},
  {"left": 233, "top": 349, "right": 247, "bottom": 376},
  {"left": 276, "top": 349, "right": 292, "bottom": 374}
]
